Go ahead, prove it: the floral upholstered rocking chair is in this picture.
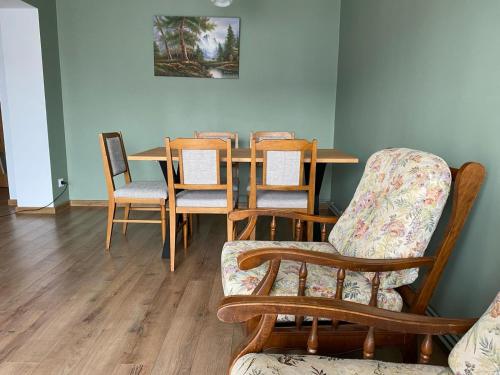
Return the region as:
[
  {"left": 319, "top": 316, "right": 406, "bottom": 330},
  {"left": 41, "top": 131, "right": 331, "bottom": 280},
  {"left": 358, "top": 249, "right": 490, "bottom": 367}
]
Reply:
[
  {"left": 217, "top": 291, "right": 500, "bottom": 375},
  {"left": 220, "top": 148, "right": 485, "bottom": 352}
]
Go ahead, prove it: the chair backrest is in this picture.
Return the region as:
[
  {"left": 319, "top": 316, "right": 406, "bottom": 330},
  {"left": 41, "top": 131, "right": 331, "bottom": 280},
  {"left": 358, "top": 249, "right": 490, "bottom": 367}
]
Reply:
[
  {"left": 165, "top": 137, "right": 233, "bottom": 209},
  {"left": 194, "top": 131, "right": 239, "bottom": 148},
  {"left": 248, "top": 138, "right": 317, "bottom": 213},
  {"left": 250, "top": 131, "right": 295, "bottom": 142},
  {"left": 99, "top": 132, "right": 131, "bottom": 196},
  {"left": 328, "top": 148, "right": 452, "bottom": 290},
  {"left": 448, "top": 291, "right": 500, "bottom": 374}
]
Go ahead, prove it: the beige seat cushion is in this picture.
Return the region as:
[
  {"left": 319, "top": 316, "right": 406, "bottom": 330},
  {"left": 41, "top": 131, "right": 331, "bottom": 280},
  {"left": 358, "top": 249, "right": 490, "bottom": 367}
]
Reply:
[
  {"left": 256, "top": 191, "right": 308, "bottom": 209},
  {"left": 231, "top": 353, "right": 452, "bottom": 375},
  {"left": 176, "top": 190, "right": 237, "bottom": 208},
  {"left": 221, "top": 241, "right": 403, "bottom": 322},
  {"left": 114, "top": 181, "right": 167, "bottom": 199}
]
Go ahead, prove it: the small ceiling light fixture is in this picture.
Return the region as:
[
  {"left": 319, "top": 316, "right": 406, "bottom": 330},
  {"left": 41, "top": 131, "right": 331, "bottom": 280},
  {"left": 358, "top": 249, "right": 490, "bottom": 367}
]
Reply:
[{"left": 211, "top": 0, "right": 233, "bottom": 7}]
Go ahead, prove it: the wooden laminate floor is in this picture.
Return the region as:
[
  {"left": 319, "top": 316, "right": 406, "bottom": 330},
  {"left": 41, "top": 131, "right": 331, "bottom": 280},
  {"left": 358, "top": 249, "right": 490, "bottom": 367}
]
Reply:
[
  {"left": 0, "top": 207, "right": 448, "bottom": 374},
  {"left": 0, "top": 207, "right": 243, "bottom": 374}
]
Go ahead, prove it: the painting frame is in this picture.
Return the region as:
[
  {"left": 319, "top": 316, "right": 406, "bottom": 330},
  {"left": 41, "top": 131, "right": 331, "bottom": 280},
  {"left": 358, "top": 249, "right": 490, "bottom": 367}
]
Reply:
[{"left": 153, "top": 16, "right": 241, "bottom": 79}]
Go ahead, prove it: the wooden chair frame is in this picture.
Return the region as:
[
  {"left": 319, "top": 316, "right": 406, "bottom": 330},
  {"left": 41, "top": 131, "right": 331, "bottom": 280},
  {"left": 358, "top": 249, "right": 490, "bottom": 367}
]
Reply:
[
  {"left": 250, "top": 131, "right": 295, "bottom": 142},
  {"left": 228, "top": 161, "right": 485, "bottom": 356},
  {"left": 218, "top": 295, "right": 477, "bottom": 374},
  {"left": 249, "top": 138, "right": 317, "bottom": 240},
  {"left": 194, "top": 131, "right": 239, "bottom": 148},
  {"left": 98, "top": 132, "right": 167, "bottom": 250},
  {"left": 165, "top": 137, "right": 235, "bottom": 272}
]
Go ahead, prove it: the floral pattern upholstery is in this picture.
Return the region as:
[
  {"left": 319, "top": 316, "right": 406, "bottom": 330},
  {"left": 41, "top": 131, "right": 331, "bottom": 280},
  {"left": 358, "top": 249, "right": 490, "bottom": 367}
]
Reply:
[
  {"left": 231, "top": 354, "right": 452, "bottom": 375},
  {"left": 329, "top": 148, "right": 451, "bottom": 289},
  {"left": 448, "top": 292, "right": 500, "bottom": 374},
  {"left": 221, "top": 241, "right": 403, "bottom": 321}
]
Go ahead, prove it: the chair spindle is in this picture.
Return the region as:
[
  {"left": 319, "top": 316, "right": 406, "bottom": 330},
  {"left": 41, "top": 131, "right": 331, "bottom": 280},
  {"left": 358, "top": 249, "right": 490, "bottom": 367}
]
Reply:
[
  {"left": 270, "top": 216, "right": 277, "bottom": 240},
  {"left": 295, "top": 219, "right": 303, "bottom": 241},
  {"left": 369, "top": 272, "right": 380, "bottom": 307},
  {"left": 320, "top": 223, "right": 327, "bottom": 242},
  {"left": 307, "top": 317, "right": 319, "bottom": 354},
  {"left": 332, "top": 268, "right": 346, "bottom": 329},
  {"left": 363, "top": 326, "right": 376, "bottom": 359},
  {"left": 295, "top": 261, "right": 308, "bottom": 329},
  {"left": 419, "top": 334, "right": 433, "bottom": 364}
]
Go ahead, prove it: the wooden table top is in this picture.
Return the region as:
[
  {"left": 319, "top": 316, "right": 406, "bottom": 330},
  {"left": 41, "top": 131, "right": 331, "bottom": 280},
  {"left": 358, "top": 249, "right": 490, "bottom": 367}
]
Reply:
[{"left": 128, "top": 147, "right": 359, "bottom": 164}]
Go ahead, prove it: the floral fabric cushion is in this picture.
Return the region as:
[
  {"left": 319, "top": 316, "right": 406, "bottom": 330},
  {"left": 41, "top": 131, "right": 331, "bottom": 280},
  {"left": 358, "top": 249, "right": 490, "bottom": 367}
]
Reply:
[
  {"left": 221, "top": 241, "right": 403, "bottom": 322},
  {"left": 448, "top": 292, "right": 500, "bottom": 375},
  {"left": 329, "top": 148, "right": 451, "bottom": 289},
  {"left": 231, "top": 353, "right": 452, "bottom": 375}
]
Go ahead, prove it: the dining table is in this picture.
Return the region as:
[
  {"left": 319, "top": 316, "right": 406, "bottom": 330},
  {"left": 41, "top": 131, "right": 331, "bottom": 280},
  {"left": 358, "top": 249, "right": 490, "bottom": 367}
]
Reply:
[{"left": 128, "top": 147, "right": 359, "bottom": 258}]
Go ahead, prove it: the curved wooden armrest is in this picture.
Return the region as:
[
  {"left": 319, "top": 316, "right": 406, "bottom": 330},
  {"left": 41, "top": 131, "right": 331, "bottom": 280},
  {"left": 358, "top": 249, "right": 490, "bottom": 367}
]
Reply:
[
  {"left": 229, "top": 209, "right": 338, "bottom": 224},
  {"left": 237, "top": 247, "right": 435, "bottom": 272},
  {"left": 218, "top": 295, "right": 476, "bottom": 336}
]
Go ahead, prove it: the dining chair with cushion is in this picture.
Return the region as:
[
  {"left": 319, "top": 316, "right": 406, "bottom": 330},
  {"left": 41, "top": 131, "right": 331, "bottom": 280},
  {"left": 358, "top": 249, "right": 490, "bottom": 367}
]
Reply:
[
  {"left": 221, "top": 148, "right": 485, "bottom": 353},
  {"left": 218, "top": 291, "right": 499, "bottom": 375},
  {"left": 98, "top": 132, "right": 167, "bottom": 250},
  {"left": 165, "top": 137, "right": 238, "bottom": 272},
  {"left": 248, "top": 138, "right": 317, "bottom": 241}
]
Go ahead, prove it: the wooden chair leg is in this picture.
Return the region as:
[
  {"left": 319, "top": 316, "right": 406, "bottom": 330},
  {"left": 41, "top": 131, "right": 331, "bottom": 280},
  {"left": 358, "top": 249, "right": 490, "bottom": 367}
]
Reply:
[
  {"left": 182, "top": 213, "right": 188, "bottom": 250},
  {"left": 122, "top": 203, "right": 131, "bottom": 235},
  {"left": 169, "top": 211, "right": 176, "bottom": 272},
  {"left": 160, "top": 203, "right": 166, "bottom": 245},
  {"left": 227, "top": 215, "right": 234, "bottom": 241},
  {"left": 105, "top": 200, "right": 116, "bottom": 250}
]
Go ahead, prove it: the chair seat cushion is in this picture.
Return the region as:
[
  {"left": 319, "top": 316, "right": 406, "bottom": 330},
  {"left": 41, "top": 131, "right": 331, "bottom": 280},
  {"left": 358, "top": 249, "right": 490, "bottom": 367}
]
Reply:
[
  {"left": 221, "top": 241, "right": 403, "bottom": 321},
  {"left": 114, "top": 181, "right": 167, "bottom": 199},
  {"left": 176, "top": 189, "right": 238, "bottom": 208},
  {"left": 256, "top": 191, "right": 308, "bottom": 209},
  {"left": 231, "top": 354, "right": 452, "bottom": 375}
]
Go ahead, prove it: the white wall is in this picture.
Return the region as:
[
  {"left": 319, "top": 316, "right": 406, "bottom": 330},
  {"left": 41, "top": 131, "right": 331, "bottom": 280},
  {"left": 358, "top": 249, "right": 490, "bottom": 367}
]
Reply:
[{"left": 0, "top": 0, "right": 54, "bottom": 207}]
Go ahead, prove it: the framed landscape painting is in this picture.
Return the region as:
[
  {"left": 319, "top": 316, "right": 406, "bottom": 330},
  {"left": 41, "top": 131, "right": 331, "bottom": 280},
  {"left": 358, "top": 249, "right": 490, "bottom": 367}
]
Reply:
[{"left": 153, "top": 16, "right": 240, "bottom": 79}]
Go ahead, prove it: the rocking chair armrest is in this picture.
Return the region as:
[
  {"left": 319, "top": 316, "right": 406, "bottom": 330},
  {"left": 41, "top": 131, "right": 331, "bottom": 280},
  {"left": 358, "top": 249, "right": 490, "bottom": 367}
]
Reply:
[
  {"left": 217, "top": 295, "right": 476, "bottom": 336},
  {"left": 229, "top": 209, "right": 339, "bottom": 224},
  {"left": 237, "top": 247, "right": 435, "bottom": 272}
]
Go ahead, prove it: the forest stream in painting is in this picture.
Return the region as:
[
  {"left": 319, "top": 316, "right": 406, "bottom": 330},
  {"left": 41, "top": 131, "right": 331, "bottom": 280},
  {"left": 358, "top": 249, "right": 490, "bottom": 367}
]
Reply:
[{"left": 153, "top": 16, "right": 240, "bottom": 79}]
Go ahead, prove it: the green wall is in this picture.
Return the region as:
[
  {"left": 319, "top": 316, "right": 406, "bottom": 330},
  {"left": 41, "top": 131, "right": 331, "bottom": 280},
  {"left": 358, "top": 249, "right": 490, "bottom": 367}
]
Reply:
[
  {"left": 333, "top": 0, "right": 500, "bottom": 316},
  {"left": 26, "top": 0, "right": 69, "bottom": 203},
  {"left": 56, "top": 0, "right": 341, "bottom": 201}
]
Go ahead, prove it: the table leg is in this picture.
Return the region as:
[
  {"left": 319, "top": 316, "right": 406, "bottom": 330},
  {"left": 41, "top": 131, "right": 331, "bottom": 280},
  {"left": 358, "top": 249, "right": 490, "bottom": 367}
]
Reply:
[{"left": 305, "top": 163, "right": 327, "bottom": 241}]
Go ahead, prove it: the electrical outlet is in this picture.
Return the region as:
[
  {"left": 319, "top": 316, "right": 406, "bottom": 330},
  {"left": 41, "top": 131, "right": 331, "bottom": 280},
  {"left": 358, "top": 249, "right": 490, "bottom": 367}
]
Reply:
[{"left": 57, "top": 178, "right": 66, "bottom": 188}]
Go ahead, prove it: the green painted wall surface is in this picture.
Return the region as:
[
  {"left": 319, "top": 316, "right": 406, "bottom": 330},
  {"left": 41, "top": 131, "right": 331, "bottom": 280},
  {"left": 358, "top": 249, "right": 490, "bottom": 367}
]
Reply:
[
  {"left": 333, "top": 0, "right": 500, "bottom": 316},
  {"left": 56, "top": 0, "right": 341, "bottom": 201},
  {"left": 26, "top": 0, "right": 69, "bottom": 203}
]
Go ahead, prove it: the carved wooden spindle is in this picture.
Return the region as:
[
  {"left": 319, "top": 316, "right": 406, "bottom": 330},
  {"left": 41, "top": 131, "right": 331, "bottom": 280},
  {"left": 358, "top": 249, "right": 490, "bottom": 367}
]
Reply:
[
  {"left": 419, "top": 334, "right": 433, "bottom": 364},
  {"left": 295, "top": 219, "right": 303, "bottom": 241},
  {"left": 369, "top": 272, "right": 380, "bottom": 307},
  {"left": 295, "top": 261, "right": 308, "bottom": 329},
  {"left": 270, "top": 216, "right": 277, "bottom": 241},
  {"left": 320, "top": 223, "right": 327, "bottom": 242},
  {"left": 332, "top": 268, "right": 346, "bottom": 329},
  {"left": 363, "top": 326, "right": 376, "bottom": 359},
  {"left": 307, "top": 317, "right": 319, "bottom": 354}
]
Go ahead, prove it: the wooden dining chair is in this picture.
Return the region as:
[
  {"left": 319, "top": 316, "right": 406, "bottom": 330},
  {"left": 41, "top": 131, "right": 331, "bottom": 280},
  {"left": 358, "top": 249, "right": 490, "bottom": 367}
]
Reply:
[
  {"left": 249, "top": 138, "right": 317, "bottom": 240},
  {"left": 98, "top": 132, "right": 167, "bottom": 250},
  {"left": 250, "top": 131, "right": 295, "bottom": 142},
  {"left": 165, "top": 137, "right": 237, "bottom": 272}
]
